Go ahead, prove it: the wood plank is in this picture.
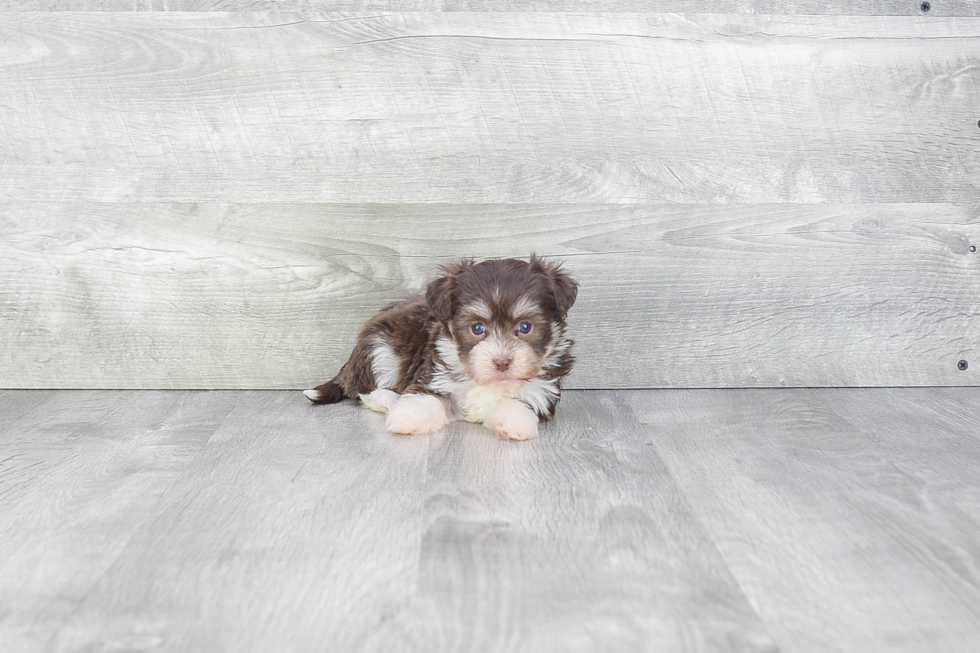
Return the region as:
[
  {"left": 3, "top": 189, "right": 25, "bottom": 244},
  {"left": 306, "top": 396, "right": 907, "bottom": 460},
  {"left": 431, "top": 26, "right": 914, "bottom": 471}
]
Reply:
[
  {"left": 3, "top": 388, "right": 978, "bottom": 651},
  {"left": 1, "top": 12, "right": 978, "bottom": 203},
  {"left": 0, "top": 390, "right": 55, "bottom": 428},
  {"left": 2, "top": 202, "right": 977, "bottom": 389},
  {"left": 0, "top": 390, "right": 238, "bottom": 653},
  {"left": 3, "top": 1, "right": 980, "bottom": 16},
  {"left": 388, "top": 390, "right": 779, "bottom": 652},
  {"left": 49, "top": 391, "right": 431, "bottom": 652},
  {"left": 629, "top": 388, "right": 980, "bottom": 653},
  {"left": 39, "top": 390, "right": 780, "bottom": 653},
  {"left": 818, "top": 387, "right": 980, "bottom": 586}
]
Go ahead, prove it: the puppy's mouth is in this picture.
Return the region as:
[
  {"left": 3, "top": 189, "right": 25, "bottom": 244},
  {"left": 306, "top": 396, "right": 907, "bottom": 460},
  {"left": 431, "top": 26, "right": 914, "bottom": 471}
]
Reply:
[
  {"left": 487, "top": 368, "right": 534, "bottom": 383},
  {"left": 487, "top": 370, "right": 538, "bottom": 390},
  {"left": 463, "top": 363, "right": 527, "bottom": 387}
]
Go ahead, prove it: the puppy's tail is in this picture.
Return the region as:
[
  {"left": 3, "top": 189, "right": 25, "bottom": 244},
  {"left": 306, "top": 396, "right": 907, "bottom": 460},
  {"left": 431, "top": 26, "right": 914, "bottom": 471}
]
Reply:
[{"left": 303, "top": 373, "right": 346, "bottom": 405}]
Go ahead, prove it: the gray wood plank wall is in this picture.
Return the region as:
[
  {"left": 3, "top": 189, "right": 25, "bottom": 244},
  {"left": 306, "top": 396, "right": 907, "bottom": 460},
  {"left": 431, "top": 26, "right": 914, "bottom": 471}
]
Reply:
[
  {"left": 1, "top": 6, "right": 978, "bottom": 389},
  {"left": 5, "top": 2, "right": 980, "bottom": 15}
]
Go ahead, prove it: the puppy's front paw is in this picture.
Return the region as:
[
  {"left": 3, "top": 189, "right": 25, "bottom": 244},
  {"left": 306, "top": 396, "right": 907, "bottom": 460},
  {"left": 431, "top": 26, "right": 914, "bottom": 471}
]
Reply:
[
  {"left": 484, "top": 398, "right": 539, "bottom": 441},
  {"left": 359, "top": 389, "right": 400, "bottom": 414},
  {"left": 385, "top": 394, "right": 449, "bottom": 435}
]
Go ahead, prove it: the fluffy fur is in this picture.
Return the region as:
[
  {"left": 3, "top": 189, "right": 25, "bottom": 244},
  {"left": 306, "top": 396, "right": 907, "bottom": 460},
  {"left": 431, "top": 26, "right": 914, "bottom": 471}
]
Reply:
[{"left": 305, "top": 255, "right": 577, "bottom": 440}]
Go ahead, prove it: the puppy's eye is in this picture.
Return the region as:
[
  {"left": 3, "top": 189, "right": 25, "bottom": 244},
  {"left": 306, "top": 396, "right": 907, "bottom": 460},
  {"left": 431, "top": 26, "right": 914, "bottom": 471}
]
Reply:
[
  {"left": 471, "top": 323, "right": 486, "bottom": 336},
  {"left": 517, "top": 321, "right": 533, "bottom": 334}
]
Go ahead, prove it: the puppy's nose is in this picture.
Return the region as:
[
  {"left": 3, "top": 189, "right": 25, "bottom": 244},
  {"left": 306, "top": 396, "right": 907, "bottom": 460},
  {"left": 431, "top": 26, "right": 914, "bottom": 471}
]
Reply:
[{"left": 493, "top": 357, "right": 512, "bottom": 372}]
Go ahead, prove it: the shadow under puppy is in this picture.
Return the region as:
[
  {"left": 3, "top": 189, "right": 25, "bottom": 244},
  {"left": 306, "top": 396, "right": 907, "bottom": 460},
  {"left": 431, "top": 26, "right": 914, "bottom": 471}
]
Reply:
[{"left": 305, "top": 255, "right": 577, "bottom": 440}]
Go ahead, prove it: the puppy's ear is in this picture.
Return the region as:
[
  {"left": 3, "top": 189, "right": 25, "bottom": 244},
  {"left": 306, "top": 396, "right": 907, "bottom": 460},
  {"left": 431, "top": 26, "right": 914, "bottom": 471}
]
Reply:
[
  {"left": 426, "top": 259, "right": 475, "bottom": 324},
  {"left": 530, "top": 254, "right": 578, "bottom": 320}
]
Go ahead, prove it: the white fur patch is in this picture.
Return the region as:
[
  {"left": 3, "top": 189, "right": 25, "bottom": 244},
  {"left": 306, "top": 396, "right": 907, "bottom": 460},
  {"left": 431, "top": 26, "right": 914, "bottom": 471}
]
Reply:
[
  {"left": 303, "top": 388, "right": 320, "bottom": 401},
  {"left": 462, "top": 299, "right": 492, "bottom": 321},
  {"left": 485, "top": 398, "right": 539, "bottom": 441},
  {"left": 461, "top": 384, "right": 508, "bottom": 423},
  {"left": 541, "top": 335, "right": 571, "bottom": 370},
  {"left": 435, "top": 335, "right": 462, "bottom": 370},
  {"left": 431, "top": 335, "right": 463, "bottom": 397},
  {"left": 514, "top": 377, "right": 561, "bottom": 417},
  {"left": 359, "top": 388, "right": 400, "bottom": 414},
  {"left": 371, "top": 340, "right": 400, "bottom": 390},
  {"left": 511, "top": 295, "right": 541, "bottom": 319},
  {"left": 385, "top": 394, "right": 449, "bottom": 435}
]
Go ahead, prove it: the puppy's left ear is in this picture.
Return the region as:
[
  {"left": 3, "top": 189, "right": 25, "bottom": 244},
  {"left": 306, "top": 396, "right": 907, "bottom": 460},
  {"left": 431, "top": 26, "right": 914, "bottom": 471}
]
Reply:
[{"left": 530, "top": 254, "right": 578, "bottom": 320}]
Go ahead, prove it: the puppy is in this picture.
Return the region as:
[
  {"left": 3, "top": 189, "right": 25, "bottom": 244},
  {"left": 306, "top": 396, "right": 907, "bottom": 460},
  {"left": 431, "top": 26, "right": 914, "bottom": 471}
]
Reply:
[{"left": 304, "top": 255, "right": 577, "bottom": 440}]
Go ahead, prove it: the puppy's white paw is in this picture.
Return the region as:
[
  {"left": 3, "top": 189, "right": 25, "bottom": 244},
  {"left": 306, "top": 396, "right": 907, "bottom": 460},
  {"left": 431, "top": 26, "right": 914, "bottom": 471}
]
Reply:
[
  {"left": 484, "top": 398, "right": 539, "bottom": 441},
  {"left": 359, "top": 389, "right": 400, "bottom": 414},
  {"left": 385, "top": 394, "right": 449, "bottom": 435}
]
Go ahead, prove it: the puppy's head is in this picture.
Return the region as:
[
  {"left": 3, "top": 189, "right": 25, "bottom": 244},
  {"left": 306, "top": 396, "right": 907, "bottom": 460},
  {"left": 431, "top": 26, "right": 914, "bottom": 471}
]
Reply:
[{"left": 426, "top": 255, "right": 578, "bottom": 391}]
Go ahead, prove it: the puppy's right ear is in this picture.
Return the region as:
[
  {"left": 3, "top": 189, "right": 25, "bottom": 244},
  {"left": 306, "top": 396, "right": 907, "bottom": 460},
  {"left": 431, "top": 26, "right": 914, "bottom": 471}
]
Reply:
[
  {"left": 425, "top": 259, "right": 475, "bottom": 324},
  {"left": 529, "top": 253, "right": 578, "bottom": 320}
]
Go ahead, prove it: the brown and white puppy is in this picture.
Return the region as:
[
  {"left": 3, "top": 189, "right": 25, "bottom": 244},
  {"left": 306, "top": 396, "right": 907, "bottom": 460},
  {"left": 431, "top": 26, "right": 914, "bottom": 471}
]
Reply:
[{"left": 304, "top": 255, "right": 577, "bottom": 440}]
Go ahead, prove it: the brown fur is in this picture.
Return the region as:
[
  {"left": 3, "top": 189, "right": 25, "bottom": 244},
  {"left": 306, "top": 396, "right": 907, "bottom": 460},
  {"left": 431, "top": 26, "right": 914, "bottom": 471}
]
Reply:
[
  {"left": 306, "top": 255, "right": 577, "bottom": 427},
  {"left": 307, "top": 295, "right": 440, "bottom": 402}
]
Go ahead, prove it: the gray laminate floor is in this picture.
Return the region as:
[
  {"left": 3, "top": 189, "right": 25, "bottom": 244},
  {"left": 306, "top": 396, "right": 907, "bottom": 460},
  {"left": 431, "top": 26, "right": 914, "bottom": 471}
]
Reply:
[{"left": 1, "top": 389, "right": 979, "bottom": 653}]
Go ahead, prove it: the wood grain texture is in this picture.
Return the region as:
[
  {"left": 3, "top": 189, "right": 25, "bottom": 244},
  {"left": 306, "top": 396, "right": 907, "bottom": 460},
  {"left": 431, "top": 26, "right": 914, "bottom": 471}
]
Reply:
[
  {"left": 49, "top": 392, "right": 431, "bottom": 653},
  {"left": 1, "top": 12, "right": 978, "bottom": 203},
  {"left": 629, "top": 387, "right": 980, "bottom": 653},
  {"left": 4, "top": 388, "right": 980, "bottom": 651},
  {"left": 3, "top": 389, "right": 780, "bottom": 653},
  {"left": 0, "top": 390, "right": 239, "bottom": 653},
  {"left": 3, "top": 1, "right": 980, "bottom": 15},
  {"left": 2, "top": 202, "right": 977, "bottom": 389},
  {"left": 0, "top": 390, "right": 55, "bottom": 429},
  {"left": 399, "top": 391, "right": 778, "bottom": 652}
]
